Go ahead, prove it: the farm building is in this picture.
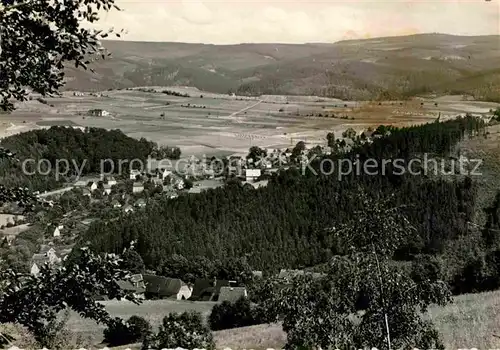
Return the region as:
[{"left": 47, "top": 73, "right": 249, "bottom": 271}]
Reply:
[
  {"left": 218, "top": 287, "right": 248, "bottom": 303},
  {"left": 123, "top": 204, "right": 134, "bottom": 214},
  {"left": 52, "top": 226, "right": 61, "bottom": 237},
  {"left": 190, "top": 279, "right": 230, "bottom": 301},
  {"left": 30, "top": 248, "right": 61, "bottom": 276},
  {"left": 105, "top": 176, "right": 117, "bottom": 186},
  {"left": 134, "top": 198, "right": 146, "bottom": 208},
  {"left": 244, "top": 168, "right": 261, "bottom": 182},
  {"left": 87, "top": 181, "right": 98, "bottom": 192},
  {"left": 143, "top": 275, "right": 192, "bottom": 300},
  {"left": 103, "top": 184, "right": 112, "bottom": 195},
  {"left": 132, "top": 182, "right": 144, "bottom": 193},
  {"left": 130, "top": 169, "right": 142, "bottom": 180},
  {"left": 116, "top": 274, "right": 146, "bottom": 299},
  {"left": 87, "top": 109, "right": 110, "bottom": 117},
  {"left": 252, "top": 271, "right": 263, "bottom": 279},
  {"left": 74, "top": 180, "right": 87, "bottom": 187},
  {"left": 159, "top": 169, "right": 172, "bottom": 180}
]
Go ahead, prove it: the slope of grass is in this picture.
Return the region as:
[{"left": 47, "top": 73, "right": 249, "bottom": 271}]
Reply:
[{"left": 213, "top": 290, "right": 500, "bottom": 349}]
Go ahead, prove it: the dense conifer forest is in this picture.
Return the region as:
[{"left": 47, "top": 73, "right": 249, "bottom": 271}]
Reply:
[
  {"left": 0, "top": 127, "right": 156, "bottom": 191},
  {"left": 81, "top": 116, "right": 497, "bottom": 294}
]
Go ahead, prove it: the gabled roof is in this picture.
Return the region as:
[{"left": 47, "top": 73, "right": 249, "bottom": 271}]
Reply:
[
  {"left": 32, "top": 253, "right": 49, "bottom": 265},
  {"left": 143, "top": 274, "right": 187, "bottom": 297},
  {"left": 133, "top": 182, "right": 144, "bottom": 187},
  {"left": 191, "top": 279, "right": 229, "bottom": 301},
  {"left": 218, "top": 287, "right": 248, "bottom": 303},
  {"left": 116, "top": 280, "right": 146, "bottom": 294},
  {"left": 134, "top": 198, "right": 146, "bottom": 206}
]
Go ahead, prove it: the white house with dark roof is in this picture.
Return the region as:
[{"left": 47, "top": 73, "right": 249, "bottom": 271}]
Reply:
[
  {"left": 106, "top": 176, "right": 117, "bottom": 186},
  {"left": 30, "top": 248, "right": 61, "bottom": 276},
  {"left": 87, "top": 181, "right": 98, "bottom": 192},
  {"left": 103, "top": 183, "right": 112, "bottom": 195},
  {"left": 132, "top": 182, "right": 144, "bottom": 193},
  {"left": 244, "top": 168, "right": 261, "bottom": 182},
  {"left": 123, "top": 204, "right": 134, "bottom": 214},
  {"left": 52, "top": 226, "right": 61, "bottom": 237},
  {"left": 134, "top": 198, "right": 147, "bottom": 208}
]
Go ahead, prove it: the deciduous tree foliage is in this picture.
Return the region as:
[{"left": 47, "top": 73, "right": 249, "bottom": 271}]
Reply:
[
  {"left": 264, "top": 191, "right": 451, "bottom": 349},
  {"left": 0, "top": 247, "right": 139, "bottom": 345},
  {"left": 148, "top": 312, "right": 215, "bottom": 350},
  {"left": 0, "top": 0, "right": 121, "bottom": 111}
]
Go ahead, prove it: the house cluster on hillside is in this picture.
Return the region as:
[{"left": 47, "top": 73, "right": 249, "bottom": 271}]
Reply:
[
  {"left": 30, "top": 244, "right": 72, "bottom": 276},
  {"left": 110, "top": 274, "right": 248, "bottom": 303}
]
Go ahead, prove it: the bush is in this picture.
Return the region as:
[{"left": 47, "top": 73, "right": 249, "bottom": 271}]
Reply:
[
  {"left": 209, "top": 297, "right": 260, "bottom": 331},
  {"left": 104, "top": 316, "right": 151, "bottom": 347},
  {"left": 127, "top": 315, "right": 152, "bottom": 343},
  {"left": 149, "top": 311, "right": 214, "bottom": 350}
]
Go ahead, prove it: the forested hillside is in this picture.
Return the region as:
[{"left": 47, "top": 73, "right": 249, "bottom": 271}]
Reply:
[
  {"left": 0, "top": 127, "right": 155, "bottom": 191},
  {"left": 64, "top": 34, "right": 500, "bottom": 101},
  {"left": 82, "top": 117, "right": 490, "bottom": 293}
]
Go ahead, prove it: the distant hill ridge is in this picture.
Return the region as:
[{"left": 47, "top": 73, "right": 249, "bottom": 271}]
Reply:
[{"left": 64, "top": 33, "right": 500, "bottom": 101}]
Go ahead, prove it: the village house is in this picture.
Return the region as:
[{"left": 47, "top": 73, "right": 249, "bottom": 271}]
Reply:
[
  {"left": 116, "top": 274, "right": 146, "bottom": 299},
  {"left": 105, "top": 176, "right": 117, "bottom": 186},
  {"left": 130, "top": 169, "right": 142, "bottom": 181},
  {"left": 74, "top": 180, "right": 87, "bottom": 187},
  {"left": 143, "top": 275, "right": 192, "bottom": 300},
  {"left": 123, "top": 204, "right": 134, "bottom": 214},
  {"left": 82, "top": 188, "right": 92, "bottom": 197},
  {"left": 111, "top": 200, "right": 122, "bottom": 208},
  {"left": 244, "top": 168, "right": 261, "bottom": 182},
  {"left": 102, "top": 184, "right": 112, "bottom": 195},
  {"left": 30, "top": 248, "right": 61, "bottom": 276},
  {"left": 190, "top": 279, "right": 231, "bottom": 301},
  {"left": 252, "top": 271, "right": 263, "bottom": 279},
  {"left": 218, "top": 287, "right": 248, "bottom": 303},
  {"left": 132, "top": 182, "right": 144, "bottom": 193},
  {"left": 134, "top": 198, "right": 146, "bottom": 208},
  {"left": 52, "top": 226, "right": 61, "bottom": 238},
  {"left": 87, "top": 181, "right": 98, "bottom": 192},
  {"left": 159, "top": 168, "right": 172, "bottom": 180},
  {"left": 87, "top": 108, "right": 110, "bottom": 117}
]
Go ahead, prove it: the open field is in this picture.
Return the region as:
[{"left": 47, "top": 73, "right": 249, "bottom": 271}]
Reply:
[
  {"left": 4, "top": 89, "right": 499, "bottom": 158},
  {"left": 215, "top": 290, "right": 500, "bottom": 349},
  {"left": 65, "top": 290, "right": 500, "bottom": 349},
  {"left": 65, "top": 299, "right": 217, "bottom": 343}
]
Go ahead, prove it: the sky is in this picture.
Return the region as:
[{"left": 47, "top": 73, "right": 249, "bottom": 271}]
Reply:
[{"left": 91, "top": 0, "right": 500, "bottom": 44}]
